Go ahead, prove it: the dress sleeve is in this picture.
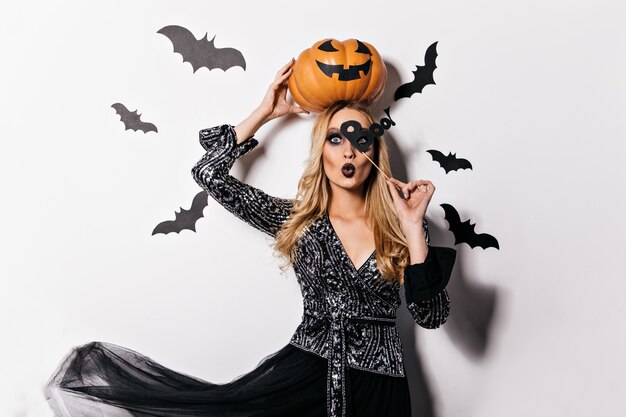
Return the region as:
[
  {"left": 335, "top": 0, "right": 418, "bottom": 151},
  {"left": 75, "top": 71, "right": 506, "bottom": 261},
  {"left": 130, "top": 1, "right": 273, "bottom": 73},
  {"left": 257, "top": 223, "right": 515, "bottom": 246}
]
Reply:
[
  {"left": 403, "top": 217, "right": 456, "bottom": 329},
  {"left": 191, "top": 124, "right": 293, "bottom": 238}
]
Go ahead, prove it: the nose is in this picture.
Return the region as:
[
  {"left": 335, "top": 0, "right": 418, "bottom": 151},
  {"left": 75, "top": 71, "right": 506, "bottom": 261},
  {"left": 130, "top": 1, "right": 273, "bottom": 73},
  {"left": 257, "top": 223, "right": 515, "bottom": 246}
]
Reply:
[{"left": 343, "top": 140, "right": 356, "bottom": 159}]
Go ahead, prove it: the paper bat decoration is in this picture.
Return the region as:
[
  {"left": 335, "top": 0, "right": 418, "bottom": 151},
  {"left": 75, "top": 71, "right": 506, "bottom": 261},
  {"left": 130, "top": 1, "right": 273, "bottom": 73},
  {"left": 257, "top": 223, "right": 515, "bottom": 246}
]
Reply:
[
  {"left": 152, "top": 191, "right": 209, "bottom": 235},
  {"left": 441, "top": 203, "right": 499, "bottom": 250},
  {"left": 157, "top": 25, "right": 246, "bottom": 72},
  {"left": 427, "top": 149, "right": 473, "bottom": 173},
  {"left": 111, "top": 103, "right": 158, "bottom": 133},
  {"left": 394, "top": 41, "right": 438, "bottom": 101}
]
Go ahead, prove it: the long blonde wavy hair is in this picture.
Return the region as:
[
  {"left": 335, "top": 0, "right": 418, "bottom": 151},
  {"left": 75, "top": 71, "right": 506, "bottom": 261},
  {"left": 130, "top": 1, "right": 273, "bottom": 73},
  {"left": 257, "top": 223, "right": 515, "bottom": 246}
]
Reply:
[{"left": 272, "top": 101, "right": 411, "bottom": 283}]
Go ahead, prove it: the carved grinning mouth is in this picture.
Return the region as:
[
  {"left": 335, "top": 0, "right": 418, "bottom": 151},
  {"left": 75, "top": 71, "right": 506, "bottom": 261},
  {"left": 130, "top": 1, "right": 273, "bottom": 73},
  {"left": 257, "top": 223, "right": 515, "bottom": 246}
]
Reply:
[{"left": 316, "top": 60, "right": 371, "bottom": 81}]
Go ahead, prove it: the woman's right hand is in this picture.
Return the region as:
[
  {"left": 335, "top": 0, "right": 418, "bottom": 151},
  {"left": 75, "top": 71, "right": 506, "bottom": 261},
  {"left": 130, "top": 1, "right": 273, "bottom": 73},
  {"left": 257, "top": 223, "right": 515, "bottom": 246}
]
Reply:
[
  {"left": 257, "top": 58, "right": 309, "bottom": 121},
  {"left": 234, "top": 59, "right": 308, "bottom": 143}
]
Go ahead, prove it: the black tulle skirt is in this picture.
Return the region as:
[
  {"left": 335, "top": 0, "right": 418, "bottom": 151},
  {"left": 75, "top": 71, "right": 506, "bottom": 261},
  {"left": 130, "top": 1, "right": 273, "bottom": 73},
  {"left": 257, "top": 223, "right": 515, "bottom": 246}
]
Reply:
[{"left": 44, "top": 341, "right": 411, "bottom": 417}]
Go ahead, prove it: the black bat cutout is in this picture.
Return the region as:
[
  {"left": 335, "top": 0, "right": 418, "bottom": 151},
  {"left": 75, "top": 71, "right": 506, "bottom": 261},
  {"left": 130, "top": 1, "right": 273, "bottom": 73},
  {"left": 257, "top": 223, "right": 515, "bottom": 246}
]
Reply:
[
  {"left": 152, "top": 191, "right": 209, "bottom": 235},
  {"left": 111, "top": 103, "right": 158, "bottom": 133},
  {"left": 394, "top": 41, "right": 438, "bottom": 101},
  {"left": 157, "top": 25, "right": 246, "bottom": 72},
  {"left": 427, "top": 149, "right": 473, "bottom": 173},
  {"left": 441, "top": 203, "right": 499, "bottom": 250}
]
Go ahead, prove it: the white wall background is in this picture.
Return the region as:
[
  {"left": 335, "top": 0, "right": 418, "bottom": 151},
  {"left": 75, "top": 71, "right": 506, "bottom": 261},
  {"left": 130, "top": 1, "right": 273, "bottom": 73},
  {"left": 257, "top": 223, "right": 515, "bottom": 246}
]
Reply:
[{"left": 1, "top": 0, "right": 625, "bottom": 416}]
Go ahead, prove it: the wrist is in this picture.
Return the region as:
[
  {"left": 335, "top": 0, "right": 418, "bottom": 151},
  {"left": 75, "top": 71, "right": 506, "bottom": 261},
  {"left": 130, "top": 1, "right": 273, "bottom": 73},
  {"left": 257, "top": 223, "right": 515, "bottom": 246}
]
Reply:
[
  {"left": 400, "top": 219, "right": 425, "bottom": 231},
  {"left": 402, "top": 222, "right": 425, "bottom": 240},
  {"left": 253, "top": 105, "right": 273, "bottom": 123}
]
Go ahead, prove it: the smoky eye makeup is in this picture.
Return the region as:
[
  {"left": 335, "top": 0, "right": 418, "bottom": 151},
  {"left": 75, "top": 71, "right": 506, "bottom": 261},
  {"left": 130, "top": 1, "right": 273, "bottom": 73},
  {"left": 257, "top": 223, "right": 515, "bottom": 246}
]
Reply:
[{"left": 325, "top": 129, "right": 343, "bottom": 144}]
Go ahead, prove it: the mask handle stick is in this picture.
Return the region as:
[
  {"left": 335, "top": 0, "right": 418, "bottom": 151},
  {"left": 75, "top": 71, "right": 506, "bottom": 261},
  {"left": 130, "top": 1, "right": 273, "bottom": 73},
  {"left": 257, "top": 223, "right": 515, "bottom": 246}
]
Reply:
[{"left": 359, "top": 152, "right": 408, "bottom": 200}]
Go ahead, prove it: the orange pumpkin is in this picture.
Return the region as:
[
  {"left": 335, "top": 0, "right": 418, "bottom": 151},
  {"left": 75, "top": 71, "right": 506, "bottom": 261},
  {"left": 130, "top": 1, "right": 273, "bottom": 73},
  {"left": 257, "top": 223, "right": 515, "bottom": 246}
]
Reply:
[{"left": 288, "top": 38, "right": 387, "bottom": 112}]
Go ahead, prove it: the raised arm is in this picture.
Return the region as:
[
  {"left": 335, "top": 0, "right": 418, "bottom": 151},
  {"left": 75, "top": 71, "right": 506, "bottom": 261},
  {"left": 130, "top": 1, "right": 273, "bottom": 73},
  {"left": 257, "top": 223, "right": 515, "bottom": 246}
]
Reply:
[
  {"left": 386, "top": 178, "right": 456, "bottom": 329},
  {"left": 234, "top": 58, "right": 308, "bottom": 144},
  {"left": 191, "top": 59, "right": 307, "bottom": 238},
  {"left": 191, "top": 125, "right": 293, "bottom": 237}
]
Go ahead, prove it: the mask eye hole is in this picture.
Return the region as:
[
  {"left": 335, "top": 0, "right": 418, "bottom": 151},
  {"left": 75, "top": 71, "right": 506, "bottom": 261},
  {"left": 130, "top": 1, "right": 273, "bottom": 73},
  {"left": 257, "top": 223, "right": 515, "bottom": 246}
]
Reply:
[
  {"left": 318, "top": 40, "right": 339, "bottom": 52},
  {"left": 355, "top": 40, "right": 371, "bottom": 55}
]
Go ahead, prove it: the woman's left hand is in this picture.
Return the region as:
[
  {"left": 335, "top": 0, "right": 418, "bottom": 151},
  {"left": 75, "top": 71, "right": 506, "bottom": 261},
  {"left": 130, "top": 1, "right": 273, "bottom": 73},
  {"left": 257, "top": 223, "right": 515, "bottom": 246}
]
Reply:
[{"left": 386, "top": 178, "right": 435, "bottom": 227}]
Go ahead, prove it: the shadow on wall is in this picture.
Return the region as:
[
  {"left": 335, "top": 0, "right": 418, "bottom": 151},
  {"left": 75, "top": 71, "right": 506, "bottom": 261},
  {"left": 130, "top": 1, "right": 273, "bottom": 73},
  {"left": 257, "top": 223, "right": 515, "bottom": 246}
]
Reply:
[
  {"left": 397, "top": 220, "right": 499, "bottom": 417},
  {"left": 383, "top": 54, "right": 500, "bottom": 358},
  {"left": 383, "top": 59, "right": 500, "bottom": 415},
  {"left": 372, "top": 59, "right": 403, "bottom": 116},
  {"left": 429, "top": 219, "right": 499, "bottom": 359}
]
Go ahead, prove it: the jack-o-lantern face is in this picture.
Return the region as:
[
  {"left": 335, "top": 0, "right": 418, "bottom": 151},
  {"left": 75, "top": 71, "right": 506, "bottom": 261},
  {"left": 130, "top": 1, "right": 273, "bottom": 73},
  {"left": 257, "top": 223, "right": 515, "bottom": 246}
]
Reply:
[
  {"left": 288, "top": 38, "right": 387, "bottom": 113},
  {"left": 315, "top": 39, "right": 373, "bottom": 81}
]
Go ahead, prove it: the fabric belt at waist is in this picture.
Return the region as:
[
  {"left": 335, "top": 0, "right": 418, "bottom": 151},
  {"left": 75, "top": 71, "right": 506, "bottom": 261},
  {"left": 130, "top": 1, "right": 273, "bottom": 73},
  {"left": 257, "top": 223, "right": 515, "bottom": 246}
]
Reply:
[{"left": 303, "top": 309, "right": 396, "bottom": 417}]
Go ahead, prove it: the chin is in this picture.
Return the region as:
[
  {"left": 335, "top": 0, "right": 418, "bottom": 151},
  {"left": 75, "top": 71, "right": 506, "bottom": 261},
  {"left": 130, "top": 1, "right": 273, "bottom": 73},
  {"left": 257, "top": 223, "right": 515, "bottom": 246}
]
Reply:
[{"left": 334, "top": 177, "right": 367, "bottom": 191}]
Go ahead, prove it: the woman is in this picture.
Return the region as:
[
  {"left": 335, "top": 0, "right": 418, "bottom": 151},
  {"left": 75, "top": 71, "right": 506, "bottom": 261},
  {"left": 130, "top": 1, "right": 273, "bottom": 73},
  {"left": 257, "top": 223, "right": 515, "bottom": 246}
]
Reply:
[{"left": 44, "top": 59, "right": 456, "bottom": 417}]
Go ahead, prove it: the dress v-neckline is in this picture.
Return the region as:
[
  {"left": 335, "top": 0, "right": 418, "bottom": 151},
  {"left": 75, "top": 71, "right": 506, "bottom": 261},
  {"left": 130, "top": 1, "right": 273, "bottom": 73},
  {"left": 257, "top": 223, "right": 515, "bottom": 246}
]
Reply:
[{"left": 325, "top": 212, "right": 376, "bottom": 274}]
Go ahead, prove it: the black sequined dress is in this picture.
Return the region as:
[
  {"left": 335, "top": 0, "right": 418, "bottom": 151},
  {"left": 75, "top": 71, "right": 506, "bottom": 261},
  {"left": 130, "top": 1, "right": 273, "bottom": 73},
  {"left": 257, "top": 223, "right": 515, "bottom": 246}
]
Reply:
[{"left": 44, "top": 125, "right": 456, "bottom": 417}]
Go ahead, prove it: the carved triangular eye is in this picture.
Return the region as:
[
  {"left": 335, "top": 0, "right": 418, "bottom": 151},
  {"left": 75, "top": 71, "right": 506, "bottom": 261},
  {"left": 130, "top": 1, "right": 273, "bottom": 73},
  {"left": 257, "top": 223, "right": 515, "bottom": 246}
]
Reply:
[
  {"left": 355, "top": 40, "right": 371, "bottom": 55},
  {"left": 318, "top": 39, "right": 339, "bottom": 52}
]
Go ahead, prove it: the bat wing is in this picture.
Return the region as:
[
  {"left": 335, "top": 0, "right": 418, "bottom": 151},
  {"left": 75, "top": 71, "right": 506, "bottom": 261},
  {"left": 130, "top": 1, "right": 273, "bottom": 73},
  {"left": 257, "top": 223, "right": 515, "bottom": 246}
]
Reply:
[
  {"left": 112, "top": 102, "right": 139, "bottom": 131},
  {"left": 394, "top": 80, "right": 418, "bottom": 101},
  {"left": 441, "top": 203, "right": 463, "bottom": 238},
  {"left": 443, "top": 153, "right": 473, "bottom": 173},
  {"left": 428, "top": 149, "right": 456, "bottom": 174},
  {"left": 187, "top": 191, "right": 209, "bottom": 222},
  {"left": 138, "top": 121, "right": 158, "bottom": 134},
  {"left": 472, "top": 232, "right": 500, "bottom": 250},
  {"left": 111, "top": 102, "right": 130, "bottom": 116},
  {"left": 152, "top": 219, "right": 178, "bottom": 235},
  {"left": 111, "top": 103, "right": 158, "bottom": 133},
  {"left": 152, "top": 210, "right": 193, "bottom": 235},
  {"left": 454, "top": 157, "right": 473, "bottom": 171},
  {"left": 151, "top": 191, "right": 209, "bottom": 235},
  {"left": 158, "top": 25, "right": 204, "bottom": 72},
  {"left": 394, "top": 41, "right": 438, "bottom": 101},
  {"left": 158, "top": 25, "right": 246, "bottom": 72},
  {"left": 111, "top": 103, "right": 132, "bottom": 129},
  {"left": 441, "top": 203, "right": 499, "bottom": 249},
  {"left": 427, "top": 149, "right": 447, "bottom": 166},
  {"left": 428, "top": 150, "right": 473, "bottom": 173},
  {"left": 203, "top": 36, "right": 246, "bottom": 71}
]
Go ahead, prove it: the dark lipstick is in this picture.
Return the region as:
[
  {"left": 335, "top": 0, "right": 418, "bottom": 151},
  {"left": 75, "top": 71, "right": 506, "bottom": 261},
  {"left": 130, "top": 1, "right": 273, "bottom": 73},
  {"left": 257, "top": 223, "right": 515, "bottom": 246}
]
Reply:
[{"left": 341, "top": 163, "right": 355, "bottom": 178}]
